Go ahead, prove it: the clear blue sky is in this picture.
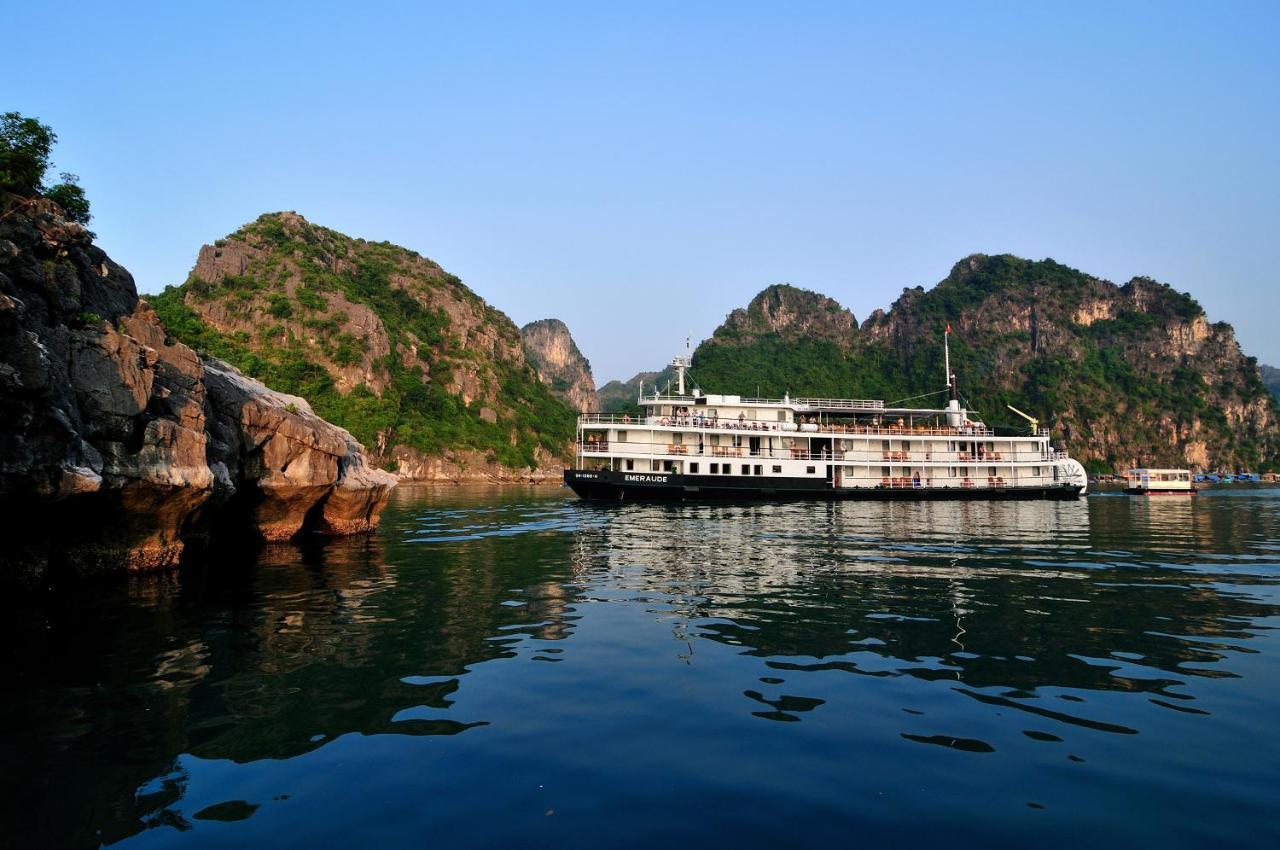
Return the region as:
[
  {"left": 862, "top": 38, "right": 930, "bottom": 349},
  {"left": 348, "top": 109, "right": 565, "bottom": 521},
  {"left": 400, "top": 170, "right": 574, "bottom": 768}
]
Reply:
[{"left": 6, "top": 1, "right": 1278, "bottom": 381}]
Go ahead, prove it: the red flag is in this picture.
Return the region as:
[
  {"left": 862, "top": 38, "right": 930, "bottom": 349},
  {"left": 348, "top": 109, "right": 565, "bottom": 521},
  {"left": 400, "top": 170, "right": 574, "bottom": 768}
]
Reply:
[{"left": 946, "top": 323, "right": 951, "bottom": 334}]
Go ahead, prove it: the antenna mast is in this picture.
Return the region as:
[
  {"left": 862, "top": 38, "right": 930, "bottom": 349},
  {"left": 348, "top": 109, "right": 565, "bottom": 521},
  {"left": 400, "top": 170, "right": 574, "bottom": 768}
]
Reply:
[
  {"left": 944, "top": 324, "right": 951, "bottom": 391},
  {"left": 671, "top": 334, "right": 692, "bottom": 396}
]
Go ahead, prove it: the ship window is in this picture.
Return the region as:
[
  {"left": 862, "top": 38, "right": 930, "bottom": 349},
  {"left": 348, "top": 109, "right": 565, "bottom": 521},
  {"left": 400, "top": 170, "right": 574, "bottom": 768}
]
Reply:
[
  {"left": 1033, "top": 466, "right": 1041, "bottom": 476},
  {"left": 883, "top": 466, "right": 891, "bottom": 476},
  {"left": 772, "top": 465, "right": 782, "bottom": 473},
  {"left": 882, "top": 440, "right": 890, "bottom": 451},
  {"left": 722, "top": 465, "right": 730, "bottom": 475},
  {"left": 673, "top": 432, "right": 682, "bottom": 445},
  {"left": 710, "top": 463, "right": 719, "bottom": 473},
  {"left": 754, "top": 465, "right": 763, "bottom": 475},
  {"left": 742, "top": 464, "right": 750, "bottom": 475},
  {"left": 663, "top": 461, "right": 673, "bottom": 472},
  {"left": 806, "top": 466, "right": 816, "bottom": 474},
  {"left": 989, "top": 466, "right": 996, "bottom": 476},
  {"left": 690, "top": 463, "right": 699, "bottom": 474},
  {"left": 625, "top": 459, "right": 634, "bottom": 471},
  {"left": 949, "top": 467, "right": 956, "bottom": 477},
  {"left": 617, "top": 431, "right": 627, "bottom": 442},
  {"left": 777, "top": 411, "right": 786, "bottom": 421}
]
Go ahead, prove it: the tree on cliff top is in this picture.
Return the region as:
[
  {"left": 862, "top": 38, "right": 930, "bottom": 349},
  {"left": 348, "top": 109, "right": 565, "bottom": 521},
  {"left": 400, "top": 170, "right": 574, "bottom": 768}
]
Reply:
[
  {"left": 1, "top": 112, "right": 54, "bottom": 195},
  {"left": 0, "top": 112, "right": 91, "bottom": 223}
]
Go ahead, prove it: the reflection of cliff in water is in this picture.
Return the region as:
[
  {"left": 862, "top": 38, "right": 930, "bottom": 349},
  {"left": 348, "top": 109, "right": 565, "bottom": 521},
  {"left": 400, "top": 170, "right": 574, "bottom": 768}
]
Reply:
[
  {"left": 0, "top": 500, "right": 583, "bottom": 847},
  {"left": 571, "top": 498, "right": 1279, "bottom": 715},
  {"left": 4, "top": 489, "right": 1277, "bottom": 846}
]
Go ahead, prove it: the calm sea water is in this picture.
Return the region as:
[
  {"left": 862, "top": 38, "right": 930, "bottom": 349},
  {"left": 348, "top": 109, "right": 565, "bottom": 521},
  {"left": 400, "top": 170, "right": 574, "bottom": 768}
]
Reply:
[{"left": 5, "top": 486, "right": 1280, "bottom": 849}]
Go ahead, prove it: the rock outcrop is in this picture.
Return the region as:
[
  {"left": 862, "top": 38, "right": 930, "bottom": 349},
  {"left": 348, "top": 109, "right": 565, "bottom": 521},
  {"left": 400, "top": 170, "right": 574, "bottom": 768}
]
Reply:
[
  {"left": 150, "top": 212, "right": 578, "bottom": 479},
  {"left": 711, "top": 284, "right": 858, "bottom": 348},
  {"left": 0, "top": 196, "right": 394, "bottom": 584},
  {"left": 690, "top": 255, "right": 1280, "bottom": 472},
  {"left": 520, "top": 318, "right": 598, "bottom": 412}
]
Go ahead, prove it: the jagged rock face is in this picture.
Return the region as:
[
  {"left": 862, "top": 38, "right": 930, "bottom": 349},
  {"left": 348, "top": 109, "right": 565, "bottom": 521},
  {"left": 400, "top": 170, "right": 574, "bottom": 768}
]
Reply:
[
  {"left": 153, "top": 212, "right": 578, "bottom": 477},
  {"left": 520, "top": 318, "right": 598, "bottom": 412},
  {"left": 0, "top": 196, "right": 394, "bottom": 584},
  {"left": 692, "top": 255, "right": 1280, "bottom": 471},
  {"left": 390, "top": 445, "right": 563, "bottom": 483},
  {"left": 200, "top": 359, "right": 395, "bottom": 541},
  {"left": 711, "top": 284, "right": 858, "bottom": 348}
]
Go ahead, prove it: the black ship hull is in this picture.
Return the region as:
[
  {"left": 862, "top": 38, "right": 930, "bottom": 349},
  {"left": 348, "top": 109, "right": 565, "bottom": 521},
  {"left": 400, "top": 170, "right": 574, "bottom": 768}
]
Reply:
[{"left": 565, "top": 469, "right": 1084, "bottom": 501}]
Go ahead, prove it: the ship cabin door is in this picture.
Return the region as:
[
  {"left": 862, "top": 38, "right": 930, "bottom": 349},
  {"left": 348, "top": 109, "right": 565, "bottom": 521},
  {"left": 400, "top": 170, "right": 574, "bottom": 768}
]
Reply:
[{"left": 748, "top": 436, "right": 762, "bottom": 457}]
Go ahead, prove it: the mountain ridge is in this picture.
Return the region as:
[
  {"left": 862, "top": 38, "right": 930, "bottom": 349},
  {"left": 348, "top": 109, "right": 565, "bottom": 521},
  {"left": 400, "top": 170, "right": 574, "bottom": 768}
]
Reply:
[
  {"left": 150, "top": 212, "right": 580, "bottom": 479},
  {"left": 687, "top": 255, "right": 1279, "bottom": 472}
]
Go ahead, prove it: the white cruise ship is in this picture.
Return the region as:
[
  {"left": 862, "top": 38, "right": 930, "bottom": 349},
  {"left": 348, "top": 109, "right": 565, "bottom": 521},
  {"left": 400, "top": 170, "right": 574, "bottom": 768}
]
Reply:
[{"left": 564, "top": 336, "right": 1088, "bottom": 501}]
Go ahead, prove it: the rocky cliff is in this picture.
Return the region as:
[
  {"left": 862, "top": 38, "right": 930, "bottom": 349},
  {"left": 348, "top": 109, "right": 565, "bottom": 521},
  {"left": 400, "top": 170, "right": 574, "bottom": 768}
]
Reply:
[
  {"left": 691, "top": 256, "right": 1280, "bottom": 472},
  {"left": 714, "top": 284, "right": 858, "bottom": 348},
  {"left": 520, "top": 318, "right": 598, "bottom": 412},
  {"left": 0, "top": 196, "right": 395, "bottom": 584},
  {"left": 150, "top": 213, "right": 576, "bottom": 481}
]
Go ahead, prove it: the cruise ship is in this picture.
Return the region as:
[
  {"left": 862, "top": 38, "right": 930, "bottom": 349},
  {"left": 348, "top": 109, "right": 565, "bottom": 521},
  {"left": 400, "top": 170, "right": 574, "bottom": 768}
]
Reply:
[{"left": 564, "top": 334, "right": 1088, "bottom": 501}]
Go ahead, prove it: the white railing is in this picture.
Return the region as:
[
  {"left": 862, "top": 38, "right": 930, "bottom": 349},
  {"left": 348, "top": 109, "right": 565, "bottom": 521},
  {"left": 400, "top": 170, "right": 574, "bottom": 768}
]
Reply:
[
  {"left": 793, "top": 397, "right": 885, "bottom": 410},
  {"left": 579, "top": 413, "right": 998, "bottom": 438},
  {"left": 578, "top": 442, "right": 1069, "bottom": 464}
]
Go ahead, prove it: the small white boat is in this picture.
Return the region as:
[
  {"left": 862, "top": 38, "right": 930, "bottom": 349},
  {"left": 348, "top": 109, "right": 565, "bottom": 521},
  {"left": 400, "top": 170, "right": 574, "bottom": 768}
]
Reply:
[{"left": 1124, "top": 468, "right": 1196, "bottom": 496}]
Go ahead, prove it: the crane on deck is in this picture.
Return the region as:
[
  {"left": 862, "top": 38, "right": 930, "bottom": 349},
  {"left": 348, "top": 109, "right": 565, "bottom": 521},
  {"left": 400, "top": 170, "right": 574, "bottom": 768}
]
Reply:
[{"left": 1006, "top": 404, "right": 1040, "bottom": 434}]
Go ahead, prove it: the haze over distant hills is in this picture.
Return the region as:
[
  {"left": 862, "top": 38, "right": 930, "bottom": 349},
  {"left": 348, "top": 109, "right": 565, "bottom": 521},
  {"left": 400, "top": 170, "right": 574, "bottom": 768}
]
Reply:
[{"left": 1262, "top": 365, "right": 1280, "bottom": 403}]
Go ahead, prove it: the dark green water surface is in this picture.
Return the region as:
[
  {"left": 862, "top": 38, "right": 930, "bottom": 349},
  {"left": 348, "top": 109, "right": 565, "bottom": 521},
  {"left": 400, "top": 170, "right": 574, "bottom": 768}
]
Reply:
[{"left": 5, "top": 486, "right": 1280, "bottom": 848}]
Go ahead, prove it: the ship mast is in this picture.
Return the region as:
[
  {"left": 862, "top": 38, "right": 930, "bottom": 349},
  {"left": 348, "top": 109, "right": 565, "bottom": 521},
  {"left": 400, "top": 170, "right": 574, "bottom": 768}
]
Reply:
[
  {"left": 671, "top": 334, "right": 692, "bottom": 396},
  {"left": 945, "top": 324, "right": 963, "bottom": 427}
]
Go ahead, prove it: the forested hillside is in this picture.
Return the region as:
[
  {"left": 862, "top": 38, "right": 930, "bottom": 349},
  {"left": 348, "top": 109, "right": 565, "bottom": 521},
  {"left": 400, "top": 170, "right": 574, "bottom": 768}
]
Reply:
[{"left": 690, "top": 257, "right": 1279, "bottom": 472}]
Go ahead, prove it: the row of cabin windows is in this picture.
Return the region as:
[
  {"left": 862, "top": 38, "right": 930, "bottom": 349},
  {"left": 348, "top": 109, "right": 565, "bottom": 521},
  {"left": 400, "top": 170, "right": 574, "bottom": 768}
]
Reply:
[
  {"left": 877, "top": 466, "right": 1045, "bottom": 477},
  {"left": 623, "top": 457, "right": 1045, "bottom": 479},
  {"left": 680, "top": 463, "right": 816, "bottom": 475}
]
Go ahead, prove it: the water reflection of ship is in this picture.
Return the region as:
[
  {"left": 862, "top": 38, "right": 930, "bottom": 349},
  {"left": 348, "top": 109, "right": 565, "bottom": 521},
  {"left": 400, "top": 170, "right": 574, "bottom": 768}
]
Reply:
[{"left": 567, "top": 498, "right": 1273, "bottom": 724}]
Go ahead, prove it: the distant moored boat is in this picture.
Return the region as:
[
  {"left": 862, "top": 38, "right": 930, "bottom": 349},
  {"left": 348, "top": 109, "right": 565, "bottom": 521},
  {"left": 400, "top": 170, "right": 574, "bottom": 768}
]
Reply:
[{"left": 1124, "top": 468, "right": 1196, "bottom": 496}]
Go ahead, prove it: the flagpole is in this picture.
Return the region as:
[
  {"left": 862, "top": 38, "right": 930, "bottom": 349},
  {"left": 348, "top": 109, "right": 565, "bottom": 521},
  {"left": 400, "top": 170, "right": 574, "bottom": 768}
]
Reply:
[{"left": 944, "top": 324, "right": 951, "bottom": 390}]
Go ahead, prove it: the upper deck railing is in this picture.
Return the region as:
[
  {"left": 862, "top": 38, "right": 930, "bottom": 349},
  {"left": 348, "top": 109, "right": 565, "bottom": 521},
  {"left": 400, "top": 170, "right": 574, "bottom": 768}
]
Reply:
[
  {"left": 793, "top": 397, "right": 885, "bottom": 410},
  {"left": 638, "top": 393, "right": 884, "bottom": 410},
  {"left": 577, "top": 413, "right": 1013, "bottom": 438}
]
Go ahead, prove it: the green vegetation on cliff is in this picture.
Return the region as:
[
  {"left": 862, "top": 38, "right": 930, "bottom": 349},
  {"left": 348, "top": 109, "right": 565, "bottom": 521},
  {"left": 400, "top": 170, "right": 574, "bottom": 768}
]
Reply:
[
  {"left": 2, "top": 112, "right": 92, "bottom": 223},
  {"left": 151, "top": 213, "right": 575, "bottom": 472},
  {"left": 690, "top": 260, "right": 1280, "bottom": 472}
]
